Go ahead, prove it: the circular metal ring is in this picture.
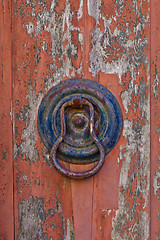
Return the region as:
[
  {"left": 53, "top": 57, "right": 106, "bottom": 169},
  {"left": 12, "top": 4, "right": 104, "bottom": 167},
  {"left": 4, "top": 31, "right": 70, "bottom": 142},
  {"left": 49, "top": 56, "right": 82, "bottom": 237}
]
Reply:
[
  {"left": 37, "top": 79, "right": 123, "bottom": 164},
  {"left": 50, "top": 97, "right": 105, "bottom": 179}
]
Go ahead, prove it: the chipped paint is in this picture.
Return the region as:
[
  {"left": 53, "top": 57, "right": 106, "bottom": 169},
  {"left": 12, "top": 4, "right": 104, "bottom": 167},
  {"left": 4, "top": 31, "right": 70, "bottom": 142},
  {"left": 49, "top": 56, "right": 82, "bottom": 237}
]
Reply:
[
  {"left": 89, "top": 26, "right": 130, "bottom": 79},
  {"left": 88, "top": 0, "right": 150, "bottom": 239},
  {"left": 153, "top": 171, "right": 160, "bottom": 200},
  {"left": 25, "top": 22, "right": 34, "bottom": 37},
  {"left": 5, "top": 0, "right": 154, "bottom": 238},
  {"left": 77, "top": 0, "right": 83, "bottom": 20},
  {"left": 152, "top": 60, "right": 160, "bottom": 100},
  {"left": 17, "top": 196, "right": 47, "bottom": 239},
  {"left": 65, "top": 218, "right": 75, "bottom": 240},
  {"left": 14, "top": 0, "right": 84, "bottom": 166},
  {"left": 112, "top": 117, "right": 150, "bottom": 239},
  {"left": 24, "top": 0, "right": 83, "bottom": 87},
  {"left": 17, "top": 191, "right": 71, "bottom": 239},
  {"left": 14, "top": 84, "right": 43, "bottom": 163},
  {"left": 150, "top": 0, "right": 160, "bottom": 238},
  {"left": 87, "top": 0, "right": 101, "bottom": 23}
]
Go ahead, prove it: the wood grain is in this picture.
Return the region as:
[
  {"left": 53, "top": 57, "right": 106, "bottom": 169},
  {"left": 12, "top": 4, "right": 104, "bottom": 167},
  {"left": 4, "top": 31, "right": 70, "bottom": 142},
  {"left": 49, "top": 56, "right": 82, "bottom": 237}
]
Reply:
[
  {"left": 0, "top": 0, "right": 14, "bottom": 239},
  {"left": 151, "top": 0, "right": 160, "bottom": 239},
  {"left": 0, "top": 0, "right": 154, "bottom": 239}
]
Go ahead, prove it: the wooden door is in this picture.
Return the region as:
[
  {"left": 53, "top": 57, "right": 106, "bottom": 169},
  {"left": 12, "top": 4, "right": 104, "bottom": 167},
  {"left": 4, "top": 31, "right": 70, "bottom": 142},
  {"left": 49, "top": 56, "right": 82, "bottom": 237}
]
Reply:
[{"left": 0, "top": 0, "right": 160, "bottom": 239}]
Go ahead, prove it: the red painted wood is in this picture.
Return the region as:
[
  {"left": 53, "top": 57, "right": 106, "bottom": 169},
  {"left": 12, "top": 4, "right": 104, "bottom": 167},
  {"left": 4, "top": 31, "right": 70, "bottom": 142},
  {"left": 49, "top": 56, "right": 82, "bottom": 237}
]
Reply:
[
  {"left": 151, "top": 1, "right": 160, "bottom": 239},
  {"left": 99, "top": 74, "right": 122, "bottom": 210},
  {"left": 11, "top": 1, "right": 75, "bottom": 238},
  {"left": 0, "top": 1, "right": 14, "bottom": 239},
  {"left": 0, "top": 0, "right": 155, "bottom": 239},
  {"left": 69, "top": 2, "right": 96, "bottom": 240}
]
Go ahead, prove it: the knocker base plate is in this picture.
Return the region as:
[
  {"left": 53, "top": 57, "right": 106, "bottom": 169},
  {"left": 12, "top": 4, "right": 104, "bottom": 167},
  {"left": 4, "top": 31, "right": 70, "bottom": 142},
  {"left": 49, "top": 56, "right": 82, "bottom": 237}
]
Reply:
[{"left": 37, "top": 79, "right": 123, "bottom": 165}]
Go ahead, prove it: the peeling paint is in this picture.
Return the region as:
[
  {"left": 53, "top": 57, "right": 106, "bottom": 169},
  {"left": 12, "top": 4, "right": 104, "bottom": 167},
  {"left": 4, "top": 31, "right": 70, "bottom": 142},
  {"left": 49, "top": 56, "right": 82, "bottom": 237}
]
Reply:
[
  {"left": 112, "top": 117, "right": 150, "bottom": 239},
  {"left": 89, "top": 26, "right": 130, "bottom": 79},
  {"left": 28, "top": 0, "right": 83, "bottom": 87},
  {"left": 17, "top": 196, "right": 47, "bottom": 239},
  {"left": 77, "top": 0, "right": 83, "bottom": 20},
  {"left": 25, "top": 22, "right": 34, "bottom": 37},
  {"left": 11, "top": 0, "right": 151, "bottom": 239},
  {"left": 121, "top": 90, "right": 132, "bottom": 114},
  {"left": 153, "top": 171, "right": 160, "bottom": 200},
  {"left": 17, "top": 191, "right": 70, "bottom": 239},
  {"left": 88, "top": 0, "right": 150, "bottom": 239},
  {"left": 14, "top": 0, "right": 84, "bottom": 165},
  {"left": 87, "top": 0, "right": 101, "bottom": 23},
  {"left": 152, "top": 60, "right": 160, "bottom": 100},
  {"left": 14, "top": 83, "right": 43, "bottom": 163},
  {"left": 65, "top": 218, "right": 75, "bottom": 240}
]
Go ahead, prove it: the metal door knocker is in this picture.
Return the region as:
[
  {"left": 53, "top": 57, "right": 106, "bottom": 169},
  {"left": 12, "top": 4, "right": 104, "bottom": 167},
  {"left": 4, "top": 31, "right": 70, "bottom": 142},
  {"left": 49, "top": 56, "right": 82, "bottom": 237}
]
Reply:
[{"left": 37, "top": 79, "right": 123, "bottom": 179}]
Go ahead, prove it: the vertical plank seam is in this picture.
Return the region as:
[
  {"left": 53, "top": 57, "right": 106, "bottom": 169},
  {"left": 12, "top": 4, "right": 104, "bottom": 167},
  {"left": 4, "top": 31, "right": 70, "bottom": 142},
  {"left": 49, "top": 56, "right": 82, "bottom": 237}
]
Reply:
[
  {"left": 11, "top": 0, "right": 15, "bottom": 239},
  {"left": 70, "top": 178, "right": 74, "bottom": 240},
  {"left": 91, "top": 176, "right": 94, "bottom": 240}
]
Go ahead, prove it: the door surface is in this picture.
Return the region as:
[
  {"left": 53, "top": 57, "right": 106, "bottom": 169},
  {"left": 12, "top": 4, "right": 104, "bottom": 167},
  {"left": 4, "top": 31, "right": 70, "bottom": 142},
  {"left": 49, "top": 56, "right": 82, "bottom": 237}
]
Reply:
[{"left": 0, "top": 0, "right": 160, "bottom": 239}]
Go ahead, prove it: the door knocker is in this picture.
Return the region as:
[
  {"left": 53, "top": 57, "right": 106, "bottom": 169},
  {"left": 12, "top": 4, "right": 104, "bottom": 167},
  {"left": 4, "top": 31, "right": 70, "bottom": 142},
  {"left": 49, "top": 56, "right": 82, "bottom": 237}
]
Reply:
[{"left": 37, "top": 79, "right": 123, "bottom": 179}]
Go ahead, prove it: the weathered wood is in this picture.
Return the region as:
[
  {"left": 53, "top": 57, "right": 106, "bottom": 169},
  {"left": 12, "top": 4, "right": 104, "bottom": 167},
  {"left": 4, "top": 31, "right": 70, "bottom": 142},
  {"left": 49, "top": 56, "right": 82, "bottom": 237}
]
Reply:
[
  {"left": 88, "top": 0, "right": 150, "bottom": 239},
  {"left": 151, "top": 1, "right": 160, "bottom": 239},
  {"left": 0, "top": 0, "right": 14, "bottom": 239},
  {"left": 12, "top": 0, "right": 83, "bottom": 239},
  {"left": 0, "top": 0, "right": 153, "bottom": 239}
]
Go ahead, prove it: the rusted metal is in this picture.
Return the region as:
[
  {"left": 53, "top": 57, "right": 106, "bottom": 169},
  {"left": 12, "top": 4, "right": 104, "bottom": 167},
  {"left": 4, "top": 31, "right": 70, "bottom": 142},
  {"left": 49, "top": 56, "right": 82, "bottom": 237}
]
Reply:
[
  {"left": 50, "top": 97, "right": 105, "bottom": 179},
  {"left": 37, "top": 79, "right": 123, "bottom": 168}
]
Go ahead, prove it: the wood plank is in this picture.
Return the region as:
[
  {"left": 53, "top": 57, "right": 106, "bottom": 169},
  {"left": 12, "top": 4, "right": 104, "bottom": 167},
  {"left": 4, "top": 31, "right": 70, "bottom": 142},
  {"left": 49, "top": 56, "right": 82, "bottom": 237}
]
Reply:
[
  {"left": 11, "top": 0, "right": 151, "bottom": 239},
  {"left": 0, "top": 0, "right": 14, "bottom": 239},
  {"left": 69, "top": 1, "right": 95, "bottom": 239},
  {"left": 11, "top": 0, "right": 80, "bottom": 238},
  {"left": 151, "top": 0, "right": 160, "bottom": 239},
  {"left": 88, "top": 0, "right": 150, "bottom": 239}
]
